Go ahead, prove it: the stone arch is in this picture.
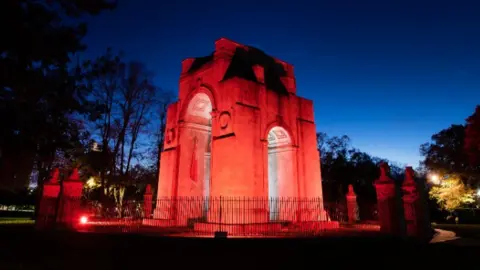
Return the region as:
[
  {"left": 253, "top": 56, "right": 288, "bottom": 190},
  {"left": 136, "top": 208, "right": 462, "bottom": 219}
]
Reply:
[
  {"left": 179, "top": 85, "right": 218, "bottom": 123},
  {"left": 263, "top": 120, "right": 296, "bottom": 146},
  {"left": 266, "top": 126, "right": 296, "bottom": 221},
  {"left": 181, "top": 89, "right": 214, "bottom": 217},
  {"left": 267, "top": 126, "right": 292, "bottom": 148},
  {"left": 184, "top": 92, "right": 213, "bottom": 125}
]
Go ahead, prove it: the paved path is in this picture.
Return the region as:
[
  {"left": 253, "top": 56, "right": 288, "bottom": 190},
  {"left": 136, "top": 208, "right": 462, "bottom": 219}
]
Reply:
[
  {"left": 431, "top": 229, "right": 480, "bottom": 246},
  {"left": 430, "top": 229, "right": 459, "bottom": 243}
]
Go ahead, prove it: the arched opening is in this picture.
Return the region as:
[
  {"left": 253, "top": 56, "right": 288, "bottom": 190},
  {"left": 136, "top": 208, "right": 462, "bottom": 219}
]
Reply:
[
  {"left": 184, "top": 92, "right": 212, "bottom": 218},
  {"left": 267, "top": 126, "right": 293, "bottom": 221}
]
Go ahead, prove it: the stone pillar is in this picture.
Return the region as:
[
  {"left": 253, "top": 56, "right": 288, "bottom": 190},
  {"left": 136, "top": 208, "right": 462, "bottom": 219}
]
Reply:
[
  {"left": 402, "top": 167, "right": 431, "bottom": 239},
  {"left": 36, "top": 168, "right": 60, "bottom": 229},
  {"left": 374, "top": 162, "right": 403, "bottom": 235},
  {"left": 57, "top": 168, "right": 83, "bottom": 228},
  {"left": 346, "top": 185, "right": 358, "bottom": 224},
  {"left": 144, "top": 184, "right": 153, "bottom": 219}
]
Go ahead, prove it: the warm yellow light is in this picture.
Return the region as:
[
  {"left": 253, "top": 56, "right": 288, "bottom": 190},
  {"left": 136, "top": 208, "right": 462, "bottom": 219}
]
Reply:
[
  {"left": 86, "top": 177, "right": 97, "bottom": 188},
  {"left": 429, "top": 174, "right": 440, "bottom": 185}
]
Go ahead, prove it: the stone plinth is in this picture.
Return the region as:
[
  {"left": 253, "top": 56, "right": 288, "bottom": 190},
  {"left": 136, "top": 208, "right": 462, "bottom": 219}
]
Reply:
[
  {"left": 374, "top": 163, "right": 403, "bottom": 235},
  {"left": 346, "top": 185, "right": 358, "bottom": 224},
  {"left": 57, "top": 168, "right": 83, "bottom": 228},
  {"left": 142, "top": 218, "right": 177, "bottom": 227},
  {"left": 296, "top": 199, "right": 328, "bottom": 222},
  {"left": 194, "top": 222, "right": 282, "bottom": 235},
  {"left": 36, "top": 168, "right": 60, "bottom": 230},
  {"left": 402, "top": 167, "right": 431, "bottom": 239},
  {"left": 287, "top": 221, "right": 340, "bottom": 232},
  {"left": 296, "top": 208, "right": 329, "bottom": 222},
  {"left": 193, "top": 220, "right": 339, "bottom": 235},
  {"left": 153, "top": 206, "right": 174, "bottom": 220},
  {"left": 143, "top": 184, "right": 153, "bottom": 219},
  {"left": 207, "top": 207, "right": 269, "bottom": 224}
]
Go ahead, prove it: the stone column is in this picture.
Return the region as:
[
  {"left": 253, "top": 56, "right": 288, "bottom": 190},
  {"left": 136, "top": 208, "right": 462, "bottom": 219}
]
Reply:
[
  {"left": 144, "top": 184, "right": 153, "bottom": 219},
  {"left": 346, "top": 184, "right": 358, "bottom": 224},
  {"left": 58, "top": 168, "right": 83, "bottom": 228},
  {"left": 374, "top": 162, "right": 403, "bottom": 235},
  {"left": 36, "top": 168, "right": 60, "bottom": 230},
  {"left": 402, "top": 167, "right": 431, "bottom": 239}
]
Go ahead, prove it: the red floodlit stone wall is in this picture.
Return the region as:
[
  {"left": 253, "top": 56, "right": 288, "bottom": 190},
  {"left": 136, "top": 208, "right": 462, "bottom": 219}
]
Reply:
[{"left": 154, "top": 38, "right": 324, "bottom": 223}]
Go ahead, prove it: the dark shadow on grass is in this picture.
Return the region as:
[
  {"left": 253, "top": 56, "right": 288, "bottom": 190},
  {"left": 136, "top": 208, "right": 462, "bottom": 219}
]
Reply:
[{"left": 0, "top": 226, "right": 479, "bottom": 269}]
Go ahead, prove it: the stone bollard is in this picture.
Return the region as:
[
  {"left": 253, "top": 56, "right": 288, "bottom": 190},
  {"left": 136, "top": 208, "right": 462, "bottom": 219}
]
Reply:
[
  {"left": 402, "top": 167, "right": 432, "bottom": 239},
  {"left": 346, "top": 184, "right": 358, "bottom": 224},
  {"left": 57, "top": 168, "right": 83, "bottom": 228},
  {"left": 36, "top": 168, "right": 61, "bottom": 229},
  {"left": 143, "top": 184, "right": 153, "bottom": 219},
  {"left": 374, "top": 162, "right": 404, "bottom": 235}
]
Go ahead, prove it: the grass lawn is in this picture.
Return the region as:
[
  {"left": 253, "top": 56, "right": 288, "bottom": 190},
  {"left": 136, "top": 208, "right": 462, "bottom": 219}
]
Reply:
[{"left": 0, "top": 217, "right": 34, "bottom": 225}]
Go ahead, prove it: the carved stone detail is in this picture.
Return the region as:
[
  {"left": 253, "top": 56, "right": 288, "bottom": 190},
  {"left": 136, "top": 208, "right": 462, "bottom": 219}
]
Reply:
[
  {"left": 166, "top": 128, "right": 175, "bottom": 144},
  {"left": 219, "top": 111, "right": 231, "bottom": 129}
]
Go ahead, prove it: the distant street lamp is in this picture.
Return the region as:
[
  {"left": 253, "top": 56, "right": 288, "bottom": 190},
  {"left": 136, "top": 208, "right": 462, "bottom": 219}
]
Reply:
[{"left": 429, "top": 173, "right": 440, "bottom": 185}]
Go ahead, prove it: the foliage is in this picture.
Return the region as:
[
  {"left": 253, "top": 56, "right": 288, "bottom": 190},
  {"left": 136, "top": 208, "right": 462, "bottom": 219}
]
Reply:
[
  {"left": 421, "top": 119, "right": 480, "bottom": 187},
  {"left": 420, "top": 125, "right": 469, "bottom": 176},
  {"left": 429, "top": 175, "right": 475, "bottom": 212},
  {"left": 0, "top": 0, "right": 116, "bottom": 190},
  {"left": 76, "top": 49, "right": 172, "bottom": 204},
  {"left": 0, "top": 187, "right": 37, "bottom": 207},
  {"left": 149, "top": 94, "right": 175, "bottom": 181},
  {"left": 465, "top": 105, "right": 480, "bottom": 168},
  {"left": 317, "top": 132, "right": 405, "bottom": 204}
]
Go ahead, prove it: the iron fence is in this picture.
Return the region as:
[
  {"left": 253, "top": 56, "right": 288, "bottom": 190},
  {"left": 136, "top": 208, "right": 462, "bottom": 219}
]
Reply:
[{"left": 36, "top": 196, "right": 379, "bottom": 237}]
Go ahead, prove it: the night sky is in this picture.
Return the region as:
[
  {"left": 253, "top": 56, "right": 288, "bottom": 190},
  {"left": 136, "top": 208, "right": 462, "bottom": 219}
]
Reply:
[{"left": 82, "top": 0, "right": 480, "bottom": 167}]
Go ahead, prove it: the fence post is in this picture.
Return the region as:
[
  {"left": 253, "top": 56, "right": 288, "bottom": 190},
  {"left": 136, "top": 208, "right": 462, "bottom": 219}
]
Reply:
[
  {"left": 58, "top": 168, "right": 83, "bottom": 229},
  {"left": 143, "top": 184, "right": 153, "bottom": 219},
  {"left": 346, "top": 184, "right": 358, "bottom": 224},
  {"left": 401, "top": 167, "right": 432, "bottom": 239},
  {"left": 214, "top": 196, "right": 227, "bottom": 238},
  {"left": 36, "top": 168, "right": 61, "bottom": 230},
  {"left": 374, "top": 162, "right": 404, "bottom": 235}
]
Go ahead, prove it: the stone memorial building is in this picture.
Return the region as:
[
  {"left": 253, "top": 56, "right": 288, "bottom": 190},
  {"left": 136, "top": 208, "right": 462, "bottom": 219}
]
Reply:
[{"left": 153, "top": 38, "right": 325, "bottom": 226}]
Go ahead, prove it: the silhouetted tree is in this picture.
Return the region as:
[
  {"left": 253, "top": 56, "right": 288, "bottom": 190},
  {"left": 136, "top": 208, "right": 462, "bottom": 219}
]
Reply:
[
  {"left": 151, "top": 93, "right": 175, "bottom": 188},
  {"left": 316, "top": 132, "right": 328, "bottom": 158},
  {"left": 420, "top": 124, "right": 479, "bottom": 186},
  {"left": 319, "top": 135, "right": 351, "bottom": 200},
  {"left": 317, "top": 132, "right": 407, "bottom": 221},
  {"left": 465, "top": 105, "right": 480, "bottom": 169},
  {"left": 0, "top": 0, "right": 116, "bottom": 191},
  {"left": 317, "top": 133, "right": 397, "bottom": 201},
  {"left": 81, "top": 49, "right": 163, "bottom": 208}
]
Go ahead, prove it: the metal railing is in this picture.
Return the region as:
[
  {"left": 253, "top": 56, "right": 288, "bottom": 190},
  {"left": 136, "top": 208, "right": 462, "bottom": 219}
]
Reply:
[{"left": 36, "top": 196, "right": 378, "bottom": 237}]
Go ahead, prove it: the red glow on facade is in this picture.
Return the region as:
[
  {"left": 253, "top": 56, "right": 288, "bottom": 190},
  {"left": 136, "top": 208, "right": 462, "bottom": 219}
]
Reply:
[{"left": 151, "top": 37, "right": 326, "bottom": 227}]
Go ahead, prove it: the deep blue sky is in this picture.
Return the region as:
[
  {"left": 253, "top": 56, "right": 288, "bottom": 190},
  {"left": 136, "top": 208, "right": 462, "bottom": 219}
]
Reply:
[{"left": 82, "top": 0, "right": 480, "bottom": 167}]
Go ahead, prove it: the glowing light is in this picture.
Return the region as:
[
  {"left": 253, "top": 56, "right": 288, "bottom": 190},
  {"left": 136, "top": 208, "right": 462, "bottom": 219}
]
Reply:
[
  {"left": 79, "top": 216, "right": 88, "bottom": 224},
  {"left": 86, "top": 177, "right": 97, "bottom": 188},
  {"left": 477, "top": 189, "right": 480, "bottom": 197},
  {"left": 429, "top": 174, "right": 440, "bottom": 185}
]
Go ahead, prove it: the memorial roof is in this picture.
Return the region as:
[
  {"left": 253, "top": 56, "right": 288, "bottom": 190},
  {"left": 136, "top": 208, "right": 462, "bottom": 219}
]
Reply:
[{"left": 187, "top": 42, "right": 289, "bottom": 95}]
